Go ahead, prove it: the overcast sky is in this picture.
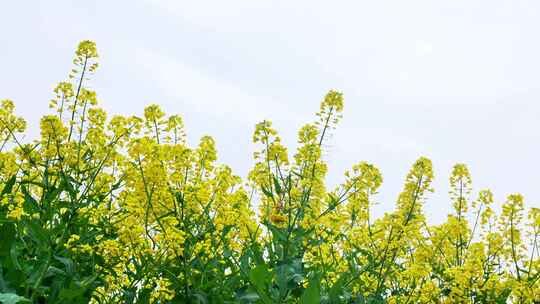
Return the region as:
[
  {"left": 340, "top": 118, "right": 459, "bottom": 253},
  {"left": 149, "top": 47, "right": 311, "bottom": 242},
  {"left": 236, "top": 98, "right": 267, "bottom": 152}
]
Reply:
[{"left": 1, "top": 0, "right": 539, "bottom": 223}]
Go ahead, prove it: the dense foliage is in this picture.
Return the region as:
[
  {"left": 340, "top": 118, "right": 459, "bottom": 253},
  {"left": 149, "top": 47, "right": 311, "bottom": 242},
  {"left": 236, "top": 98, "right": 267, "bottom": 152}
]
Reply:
[{"left": 0, "top": 41, "right": 539, "bottom": 304}]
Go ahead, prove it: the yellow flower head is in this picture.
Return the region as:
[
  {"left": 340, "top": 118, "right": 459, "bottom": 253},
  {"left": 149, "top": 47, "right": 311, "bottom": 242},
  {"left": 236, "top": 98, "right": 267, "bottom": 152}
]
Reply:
[{"left": 76, "top": 40, "right": 99, "bottom": 59}]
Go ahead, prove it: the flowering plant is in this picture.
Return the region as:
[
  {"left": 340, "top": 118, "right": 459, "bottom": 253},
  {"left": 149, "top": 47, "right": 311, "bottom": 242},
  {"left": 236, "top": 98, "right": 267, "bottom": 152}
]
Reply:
[{"left": 0, "top": 41, "right": 538, "bottom": 303}]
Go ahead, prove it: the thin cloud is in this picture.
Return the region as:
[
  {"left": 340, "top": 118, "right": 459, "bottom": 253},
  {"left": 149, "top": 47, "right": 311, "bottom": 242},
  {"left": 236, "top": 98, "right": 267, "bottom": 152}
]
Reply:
[{"left": 133, "top": 47, "right": 283, "bottom": 122}]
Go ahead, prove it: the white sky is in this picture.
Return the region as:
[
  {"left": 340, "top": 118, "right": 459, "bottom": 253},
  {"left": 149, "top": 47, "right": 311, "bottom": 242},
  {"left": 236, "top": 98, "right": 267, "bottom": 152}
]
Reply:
[{"left": 1, "top": 0, "right": 539, "bottom": 223}]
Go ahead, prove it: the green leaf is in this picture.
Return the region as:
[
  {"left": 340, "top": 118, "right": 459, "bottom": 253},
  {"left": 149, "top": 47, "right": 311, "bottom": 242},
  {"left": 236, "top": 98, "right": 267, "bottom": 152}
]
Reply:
[
  {"left": 54, "top": 255, "right": 74, "bottom": 275},
  {"left": 236, "top": 292, "right": 260, "bottom": 302},
  {"left": 365, "top": 295, "right": 384, "bottom": 304},
  {"left": 273, "top": 176, "right": 282, "bottom": 195},
  {"left": 9, "top": 245, "right": 21, "bottom": 271},
  {"left": 328, "top": 274, "right": 347, "bottom": 303},
  {"left": 58, "top": 283, "right": 86, "bottom": 301},
  {"left": 0, "top": 260, "right": 7, "bottom": 292},
  {"left": 25, "top": 220, "right": 49, "bottom": 246},
  {"left": 27, "top": 260, "right": 49, "bottom": 287},
  {"left": 327, "top": 193, "right": 339, "bottom": 210},
  {"left": 260, "top": 185, "right": 274, "bottom": 199},
  {"left": 0, "top": 293, "right": 31, "bottom": 304},
  {"left": 79, "top": 274, "right": 98, "bottom": 288},
  {"left": 248, "top": 265, "right": 272, "bottom": 303},
  {"left": 21, "top": 187, "right": 38, "bottom": 213},
  {"left": 1, "top": 175, "right": 16, "bottom": 197},
  {"left": 249, "top": 264, "right": 270, "bottom": 288},
  {"left": 192, "top": 292, "right": 208, "bottom": 304},
  {"left": 0, "top": 223, "right": 15, "bottom": 258},
  {"left": 300, "top": 274, "right": 320, "bottom": 304},
  {"left": 60, "top": 172, "right": 78, "bottom": 200},
  {"left": 266, "top": 223, "right": 287, "bottom": 243}
]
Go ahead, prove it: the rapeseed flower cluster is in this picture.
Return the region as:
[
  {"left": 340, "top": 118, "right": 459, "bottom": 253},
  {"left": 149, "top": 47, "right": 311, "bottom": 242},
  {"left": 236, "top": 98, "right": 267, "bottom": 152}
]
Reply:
[{"left": 0, "top": 41, "right": 538, "bottom": 303}]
